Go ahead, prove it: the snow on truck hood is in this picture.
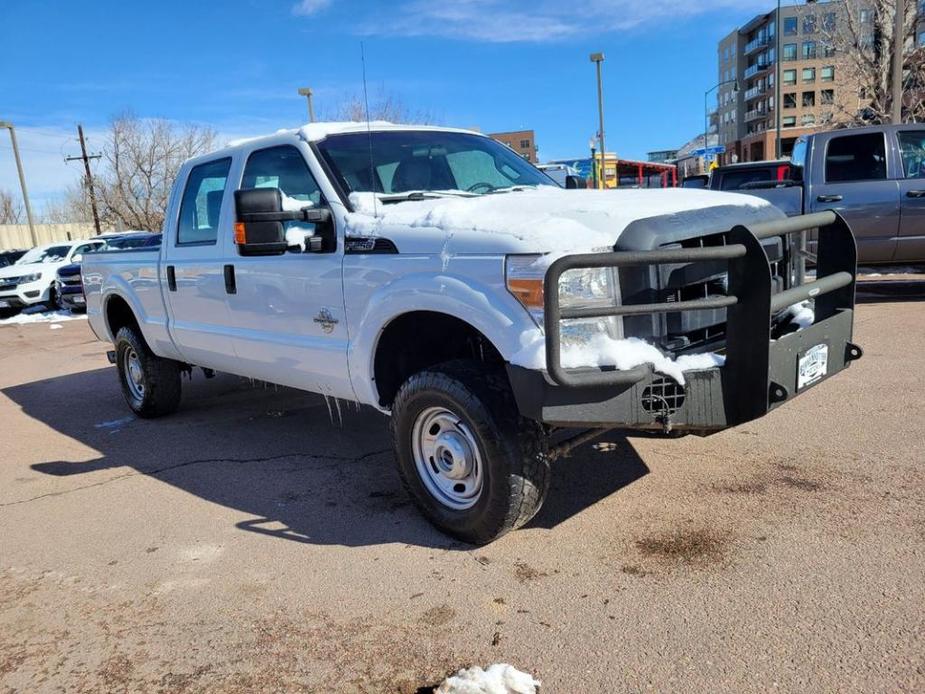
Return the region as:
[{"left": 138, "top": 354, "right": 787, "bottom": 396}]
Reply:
[{"left": 344, "top": 187, "right": 778, "bottom": 258}]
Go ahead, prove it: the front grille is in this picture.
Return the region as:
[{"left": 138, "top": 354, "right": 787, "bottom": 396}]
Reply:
[
  {"left": 655, "top": 231, "right": 784, "bottom": 352},
  {"left": 59, "top": 276, "right": 82, "bottom": 287},
  {"left": 0, "top": 283, "right": 15, "bottom": 292}
]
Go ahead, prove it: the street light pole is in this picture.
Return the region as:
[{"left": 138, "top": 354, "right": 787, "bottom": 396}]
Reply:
[
  {"left": 590, "top": 53, "right": 606, "bottom": 189},
  {"left": 775, "top": 0, "right": 782, "bottom": 158},
  {"left": 704, "top": 80, "right": 738, "bottom": 173},
  {"left": 0, "top": 120, "right": 37, "bottom": 247},
  {"left": 298, "top": 87, "right": 316, "bottom": 123}
]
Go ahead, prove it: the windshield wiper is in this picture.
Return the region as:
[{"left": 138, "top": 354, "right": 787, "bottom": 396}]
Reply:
[{"left": 378, "top": 190, "right": 477, "bottom": 204}]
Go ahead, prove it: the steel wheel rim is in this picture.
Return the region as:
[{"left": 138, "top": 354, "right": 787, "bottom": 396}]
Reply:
[
  {"left": 411, "top": 406, "right": 484, "bottom": 510},
  {"left": 123, "top": 347, "right": 145, "bottom": 400}
]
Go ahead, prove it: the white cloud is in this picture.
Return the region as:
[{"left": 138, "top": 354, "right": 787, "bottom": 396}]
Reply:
[
  {"left": 292, "top": 0, "right": 331, "bottom": 16},
  {"left": 359, "top": 0, "right": 769, "bottom": 43}
]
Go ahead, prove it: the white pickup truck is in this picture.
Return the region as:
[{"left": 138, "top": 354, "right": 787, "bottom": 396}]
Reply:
[{"left": 83, "top": 122, "right": 863, "bottom": 544}]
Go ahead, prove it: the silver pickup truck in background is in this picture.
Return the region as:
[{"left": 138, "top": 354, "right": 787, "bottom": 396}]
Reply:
[{"left": 709, "top": 124, "right": 925, "bottom": 265}]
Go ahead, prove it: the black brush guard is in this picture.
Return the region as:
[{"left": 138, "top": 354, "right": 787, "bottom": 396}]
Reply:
[{"left": 506, "top": 211, "right": 863, "bottom": 432}]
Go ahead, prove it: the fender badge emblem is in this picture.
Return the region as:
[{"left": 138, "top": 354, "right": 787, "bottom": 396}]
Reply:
[{"left": 313, "top": 308, "right": 339, "bottom": 334}]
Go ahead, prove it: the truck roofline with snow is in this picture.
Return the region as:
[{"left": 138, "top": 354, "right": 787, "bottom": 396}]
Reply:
[{"left": 81, "top": 122, "right": 863, "bottom": 544}]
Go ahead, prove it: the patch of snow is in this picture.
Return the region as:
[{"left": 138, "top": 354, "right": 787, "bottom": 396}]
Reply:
[
  {"left": 0, "top": 309, "right": 87, "bottom": 327},
  {"left": 784, "top": 300, "right": 814, "bottom": 329},
  {"left": 510, "top": 332, "right": 723, "bottom": 385},
  {"left": 343, "top": 187, "right": 774, "bottom": 260},
  {"left": 435, "top": 663, "right": 540, "bottom": 694},
  {"left": 49, "top": 324, "right": 63, "bottom": 330},
  {"left": 279, "top": 192, "right": 315, "bottom": 212}
]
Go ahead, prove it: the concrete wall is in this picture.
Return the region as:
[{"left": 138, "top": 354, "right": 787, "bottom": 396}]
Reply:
[{"left": 0, "top": 223, "right": 101, "bottom": 251}]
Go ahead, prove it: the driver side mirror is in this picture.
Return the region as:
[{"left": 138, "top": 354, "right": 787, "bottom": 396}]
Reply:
[
  {"left": 234, "top": 188, "right": 331, "bottom": 256},
  {"left": 565, "top": 175, "right": 587, "bottom": 189}
]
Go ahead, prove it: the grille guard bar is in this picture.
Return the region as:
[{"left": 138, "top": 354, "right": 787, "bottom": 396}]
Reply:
[{"left": 543, "top": 210, "right": 858, "bottom": 422}]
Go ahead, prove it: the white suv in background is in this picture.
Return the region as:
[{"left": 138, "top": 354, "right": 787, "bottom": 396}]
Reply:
[{"left": 0, "top": 239, "right": 104, "bottom": 312}]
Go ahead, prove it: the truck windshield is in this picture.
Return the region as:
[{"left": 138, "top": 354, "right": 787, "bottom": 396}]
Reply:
[{"left": 316, "top": 131, "right": 556, "bottom": 197}]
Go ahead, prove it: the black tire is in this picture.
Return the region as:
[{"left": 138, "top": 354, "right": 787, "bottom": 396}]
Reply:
[
  {"left": 46, "top": 286, "right": 60, "bottom": 311},
  {"left": 391, "top": 360, "right": 550, "bottom": 545},
  {"left": 114, "top": 326, "right": 182, "bottom": 418}
]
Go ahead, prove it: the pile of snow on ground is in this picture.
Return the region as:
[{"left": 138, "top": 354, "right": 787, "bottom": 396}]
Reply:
[
  {"left": 435, "top": 663, "right": 540, "bottom": 694},
  {"left": 0, "top": 308, "right": 86, "bottom": 327}
]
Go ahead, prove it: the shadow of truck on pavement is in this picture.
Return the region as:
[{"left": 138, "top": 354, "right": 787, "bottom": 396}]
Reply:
[{"left": 5, "top": 366, "right": 648, "bottom": 549}]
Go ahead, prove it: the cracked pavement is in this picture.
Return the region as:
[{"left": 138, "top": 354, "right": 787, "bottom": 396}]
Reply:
[{"left": 1, "top": 280, "right": 924, "bottom": 693}]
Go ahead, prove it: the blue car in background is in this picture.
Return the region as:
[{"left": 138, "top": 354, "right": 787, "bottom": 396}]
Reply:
[{"left": 56, "top": 232, "right": 161, "bottom": 311}]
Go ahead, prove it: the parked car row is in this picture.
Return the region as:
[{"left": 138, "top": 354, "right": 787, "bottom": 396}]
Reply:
[{"left": 0, "top": 232, "right": 159, "bottom": 315}]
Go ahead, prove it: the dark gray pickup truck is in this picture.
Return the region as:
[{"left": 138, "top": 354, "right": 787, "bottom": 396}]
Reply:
[{"left": 711, "top": 124, "right": 925, "bottom": 265}]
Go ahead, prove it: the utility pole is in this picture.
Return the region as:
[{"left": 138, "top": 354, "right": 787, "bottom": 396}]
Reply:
[
  {"left": 590, "top": 53, "right": 606, "bottom": 189},
  {"left": 0, "top": 120, "right": 37, "bottom": 247},
  {"left": 892, "top": 0, "right": 905, "bottom": 123},
  {"left": 298, "top": 87, "right": 316, "bottom": 123},
  {"left": 65, "top": 124, "right": 102, "bottom": 235}
]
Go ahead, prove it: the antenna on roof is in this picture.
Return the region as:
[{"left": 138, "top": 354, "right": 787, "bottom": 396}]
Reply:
[{"left": 361, "top": 41, "right": 378, "bottom": 218}]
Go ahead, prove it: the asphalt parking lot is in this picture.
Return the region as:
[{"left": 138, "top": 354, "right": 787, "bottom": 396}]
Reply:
[{"left": 1, "top": 279, "right": 924, "bottom": 693}]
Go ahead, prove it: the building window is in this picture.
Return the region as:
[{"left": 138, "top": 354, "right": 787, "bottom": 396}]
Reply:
[
  {"left": 802, "top": 114, "right": 816, "bottom": 126},
  {"left": 783, "top": 43, "right": 798, "bottom": 61},
  {"left": 783, "top": 116, "right": 797, "bottom": 127},
  {"left": 519, "top": 139, "right": 530, "bottom": 149},
  {"left": 802, "top": 67, "right": 816, "bottom": 82},
  {"left": 821, "top": 89, "right": 835, "bottom": 105},
  {"left": 783, "top": 69, "right": 797, "bottom": 85},
  {"left": 802, "top": 41, "right": 816, "bottom": 59},
  {"left": 859, "top": 9, "right": 872, "bottom": 23},
  {"left": 822, "top": 12, "right": 836, "bottom": 32},
  {"left": 802, "top": 91, "right": 815, "bottom": 107},
  {"left": 822, "top": 42, "right": 836, "bottom": 57},
  {"left": 821, "top": 66, "right": 835, "bottom": 82},
  {"left": 784, "top": 92, "right": 797, "bottom": 108},
  {"left": 803, "top": 15, "right": 817, "bottom": 34},
  {"left": 919, "top": 31, "right": 925, "bottom": 47},
  {"left": 784, "top": 17, "right": 798, "bottom": 35}
]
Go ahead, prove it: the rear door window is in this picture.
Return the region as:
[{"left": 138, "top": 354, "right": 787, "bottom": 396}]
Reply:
[
  {"left": 897, "top": 130, "right": 925, "bottom": 179},
  {"left": 824, "top": 133, "right": 887, "bottom": 183},
  {"left": 177, "top": 158, "right": 232, "bottom": 245}
]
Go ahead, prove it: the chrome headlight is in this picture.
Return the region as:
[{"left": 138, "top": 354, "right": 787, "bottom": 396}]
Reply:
[
  {"left": 505, "top": 255, "right": 623, "bottom": 339},
  {"left": 11, "top": 273, "right": 43, "bottom": 285}
]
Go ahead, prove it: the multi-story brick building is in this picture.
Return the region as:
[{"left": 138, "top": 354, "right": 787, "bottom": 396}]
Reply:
[
  {"left": 714, "top": 0, "right": 925, "bottom": 165},
  {"left": 488, "top": 130, "right": 538, "bottom": 163}
]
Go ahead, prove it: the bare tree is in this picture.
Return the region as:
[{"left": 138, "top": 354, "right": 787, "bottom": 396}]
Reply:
[
  {"left": 321, "top": 87, "right": 439, "bottom": 124},
  {"left": 41, "top": 185, "right": 93, "bottom": 224},
  {"left": 0, "top": 189, "right": 23, "bottom": 225},
  {"left": 824, "top": 0, "right": 925, "bottom": 126},
  {"left": 94, "top": 114, "right": 216, "bottom": 231}
]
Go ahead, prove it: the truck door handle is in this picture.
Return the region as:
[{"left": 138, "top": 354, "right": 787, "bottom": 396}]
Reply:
[
  {"left": 907, "top": 190, "right": 925, "bottom": 198},
  {"left": 816, "top": 194, "right": 843, "bottom": 203},
  {"left": 166, "top": 265, "right": 177, "bottom": 292},
  {"left": 223, "top": 264, "right": 237, "bottom": 295}
]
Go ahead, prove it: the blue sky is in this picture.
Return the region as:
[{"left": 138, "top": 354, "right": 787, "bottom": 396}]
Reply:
[{"left": 1, "top": 0, "right": 773, "bottom": 212}]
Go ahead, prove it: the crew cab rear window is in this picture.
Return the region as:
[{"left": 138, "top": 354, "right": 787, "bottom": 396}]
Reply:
[
  {"left": 897, "top": 130, "right": 925, "bottom": 179},
  {"left": 177, "top": 158, "right": 231, "bottom": 245},
  {"left": 824, "top": 133, "right": 887, "bottom": 183},
  {"left": 241, "top": 146, "right": 322, "bottom": 206}
]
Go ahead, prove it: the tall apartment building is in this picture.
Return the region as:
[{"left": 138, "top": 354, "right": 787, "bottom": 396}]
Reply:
[
  {"left": 716, "top": 0, "right": 852, "bottom": 164},
  {"left": 488, "top": 130, "right": 538, "bottom": 162},
  {"left": 715, "top": 0, "right": 925, "bottom": 164}
]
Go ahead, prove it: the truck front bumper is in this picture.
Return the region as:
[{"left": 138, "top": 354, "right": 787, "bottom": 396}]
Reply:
[{"left": 507, "top": 210, "right": 863, "bottom": 433}]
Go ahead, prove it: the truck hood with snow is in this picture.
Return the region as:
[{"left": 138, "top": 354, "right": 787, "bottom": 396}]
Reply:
[{"left": 343, "top": 187, "right": 783, "bottom": 258}]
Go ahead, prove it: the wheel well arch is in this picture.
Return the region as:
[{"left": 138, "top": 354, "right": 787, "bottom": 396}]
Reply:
[
  {"left": 373, "top": 311, "right": 504, "bottom": 407},
  {"left": 104, "top": 294, "right": 141, "bottom": 342}
]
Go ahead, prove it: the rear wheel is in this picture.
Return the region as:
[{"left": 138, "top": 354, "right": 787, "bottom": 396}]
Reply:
[
  {"left": 115, "top": 326, "right": 182, "bottom": 417},
  {"left": 391, "top": 360, "right": 550, "bottom": 545}
]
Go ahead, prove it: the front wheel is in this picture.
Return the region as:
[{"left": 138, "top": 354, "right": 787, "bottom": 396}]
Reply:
[
  {"left": 391, "top": 360, "right": 550, "bottom": 544},
  {"left": 114, "top": 326, "right": 182, "bottom": 418}
]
